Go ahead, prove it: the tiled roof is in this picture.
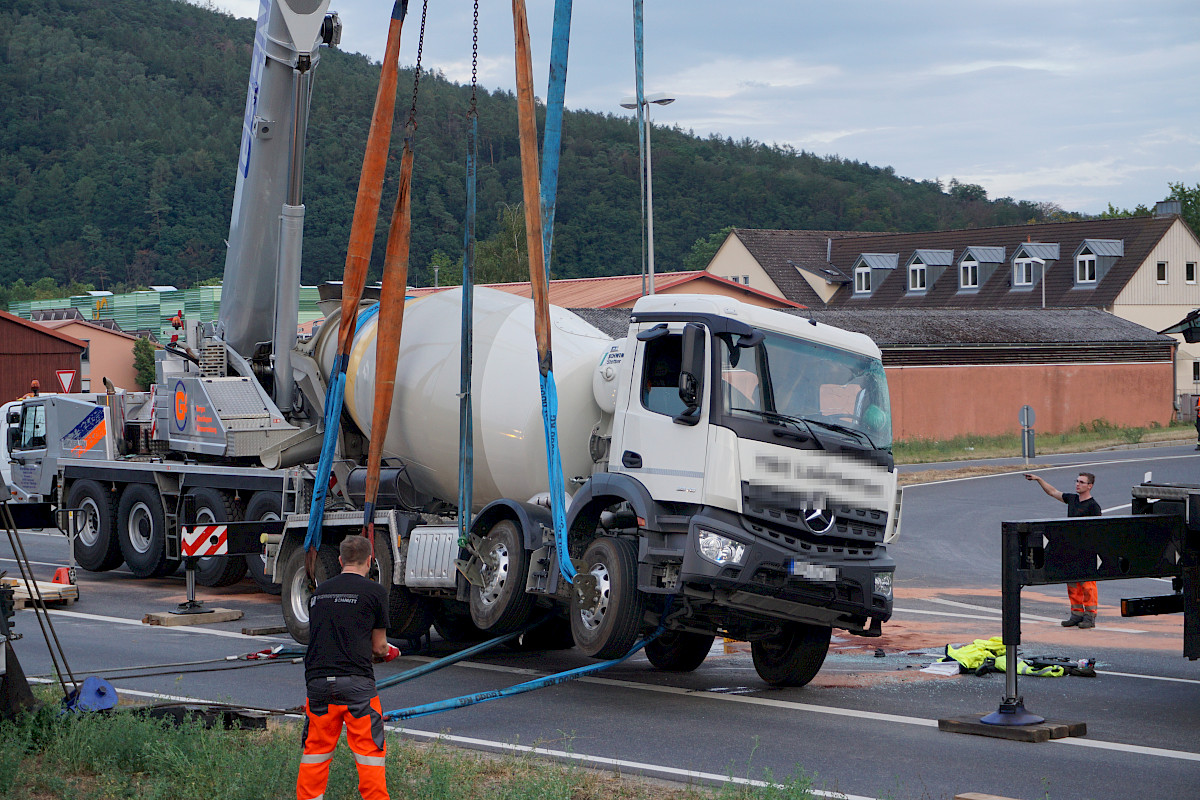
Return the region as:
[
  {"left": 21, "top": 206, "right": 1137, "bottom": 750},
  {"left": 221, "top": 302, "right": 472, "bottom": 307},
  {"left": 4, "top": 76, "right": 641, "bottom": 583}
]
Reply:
[
  {"left": 825, "top": 215, "right": 1180, "bottom": 309},
  {"left": 406, "top": 271, "right": 803, "bottom": 308},
  {"left": 730, "top": 229, "right": 879, "bottom": 305},
  {"left": 571, "top": 306, "right": 1172, "bottom": 347}
]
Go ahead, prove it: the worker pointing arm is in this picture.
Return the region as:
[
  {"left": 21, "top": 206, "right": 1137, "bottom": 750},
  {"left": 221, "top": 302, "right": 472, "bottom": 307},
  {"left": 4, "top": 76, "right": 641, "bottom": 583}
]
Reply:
[
  {"left": 1024, "top": 472, "right": 1063, "bottom": 501},
  {"left": 1024, "top": 472, "right": 1101, "bottom": 629},
  {"left": 297, "top": 535, "right": 398, "bottom": 800}
]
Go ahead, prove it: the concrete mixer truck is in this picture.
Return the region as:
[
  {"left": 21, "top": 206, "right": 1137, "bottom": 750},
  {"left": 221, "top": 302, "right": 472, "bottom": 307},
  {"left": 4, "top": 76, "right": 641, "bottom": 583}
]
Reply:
[{"left": 5, "top": 0, "right": 900, "bottom": 685}]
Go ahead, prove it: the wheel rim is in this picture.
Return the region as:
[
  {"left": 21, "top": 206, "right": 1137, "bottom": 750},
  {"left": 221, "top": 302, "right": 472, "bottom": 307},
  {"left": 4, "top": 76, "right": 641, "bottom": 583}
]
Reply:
[
  {"left": 578, "top": 562, "right": 612, "bottom": 632},
  {"left": 477, "top": 541, "right": 511, "bottom": 608},
  {"left": 77, "top": 497, "right": 100, "bottom": 547},
  {"left": 289, "top": 566, "right": 311, "bottom": 626},
  {"left": 126, "top": 501, "right": 154, "bottom": 554}
]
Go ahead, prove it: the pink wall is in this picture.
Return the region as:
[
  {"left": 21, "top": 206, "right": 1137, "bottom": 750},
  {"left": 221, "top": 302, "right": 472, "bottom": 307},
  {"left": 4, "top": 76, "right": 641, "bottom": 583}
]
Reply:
[
  {"left": 886, "top": 362, "right": 1175, "bottom": 440},
  {"left": 53, "top": 322, "right": 142, "bottom": 391}
]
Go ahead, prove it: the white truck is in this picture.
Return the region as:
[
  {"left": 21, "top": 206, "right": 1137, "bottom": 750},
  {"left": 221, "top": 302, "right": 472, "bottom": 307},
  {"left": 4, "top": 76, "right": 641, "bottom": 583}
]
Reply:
[{"left": 6, "top": 0, "right": 901, "bottom": 685}]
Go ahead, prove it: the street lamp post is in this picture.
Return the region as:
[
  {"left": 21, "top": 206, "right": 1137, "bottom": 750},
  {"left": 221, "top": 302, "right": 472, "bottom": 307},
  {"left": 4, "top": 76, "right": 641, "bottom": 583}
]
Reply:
[{"left": 621, "top": 92, "right": 674, "bottom": 294}]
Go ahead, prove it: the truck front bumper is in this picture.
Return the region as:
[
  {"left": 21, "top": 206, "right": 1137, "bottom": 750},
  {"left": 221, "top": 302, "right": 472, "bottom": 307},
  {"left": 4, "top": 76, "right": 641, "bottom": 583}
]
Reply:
[{"left": 678, "top": 507, "right": 894, "bottom": 632}]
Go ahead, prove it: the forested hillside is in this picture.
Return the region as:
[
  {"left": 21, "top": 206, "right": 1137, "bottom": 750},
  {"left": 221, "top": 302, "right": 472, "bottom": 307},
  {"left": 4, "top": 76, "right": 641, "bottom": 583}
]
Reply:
[{"left": 1, "top": 0, "right": 1055, "bottom": 300}]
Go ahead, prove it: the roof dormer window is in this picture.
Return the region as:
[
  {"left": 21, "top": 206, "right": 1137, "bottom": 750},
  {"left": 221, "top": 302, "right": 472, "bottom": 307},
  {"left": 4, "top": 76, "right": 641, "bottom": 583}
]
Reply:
[
  {"left": 1014, "top": 257, "right": 1037, "bottom": 287},
  {"left": 909, "top": 259, "right": 926, "bottom": 291},
  {"left": 855, "top": 266, "right": 872, "bottom": 294},
  {"left": 960, "top": 258, "right": 979, "bottom": 289},
  {"left": 1076, "top": 250, "right": 1097, "bottom": 284}
]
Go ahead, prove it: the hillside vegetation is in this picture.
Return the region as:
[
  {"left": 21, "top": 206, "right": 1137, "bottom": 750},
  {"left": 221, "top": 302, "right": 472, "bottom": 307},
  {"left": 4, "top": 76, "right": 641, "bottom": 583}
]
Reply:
[{"left": 1, "top": 0, "right": 1057, "bottom": 301}]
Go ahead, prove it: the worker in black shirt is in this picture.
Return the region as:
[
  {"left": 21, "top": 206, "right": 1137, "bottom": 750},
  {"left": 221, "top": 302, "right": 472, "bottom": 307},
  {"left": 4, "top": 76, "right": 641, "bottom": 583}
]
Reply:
[
  {"left": 297, "top": 535, "right": 398, "bottom": 800},
  {"left": 1025, "top": 471, "right": 1102, "bottom": 628}
]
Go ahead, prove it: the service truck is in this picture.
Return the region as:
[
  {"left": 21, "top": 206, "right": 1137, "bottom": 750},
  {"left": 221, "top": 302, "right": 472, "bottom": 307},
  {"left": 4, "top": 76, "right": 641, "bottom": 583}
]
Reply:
[{"left": 7, "top": 0, "right": 901, "bottom": 685}]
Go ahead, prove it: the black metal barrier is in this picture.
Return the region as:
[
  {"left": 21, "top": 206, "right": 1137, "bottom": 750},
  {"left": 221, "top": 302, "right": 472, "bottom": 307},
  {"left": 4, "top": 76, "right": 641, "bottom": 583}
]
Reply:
[
  {"left": 174, "top": 495, "right": 287, "bottom": 614},
  {"left": 994, "top": 507, "right": 1199, "bottom": 725}
]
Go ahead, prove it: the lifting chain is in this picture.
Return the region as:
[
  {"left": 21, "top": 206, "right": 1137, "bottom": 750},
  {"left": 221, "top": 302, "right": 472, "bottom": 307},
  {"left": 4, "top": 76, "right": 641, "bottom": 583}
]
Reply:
[
  {"left": 469, "top": 0, "right": 479, "bottom": 118},
  {"left": 406, "top": 0, "right": 429, "bottom": 128}
]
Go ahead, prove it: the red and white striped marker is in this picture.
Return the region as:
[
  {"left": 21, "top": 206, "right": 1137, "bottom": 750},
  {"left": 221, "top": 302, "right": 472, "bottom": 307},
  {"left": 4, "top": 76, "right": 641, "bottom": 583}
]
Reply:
[{"left": 182, "top": 525, "right": 228, "bottom": 557}]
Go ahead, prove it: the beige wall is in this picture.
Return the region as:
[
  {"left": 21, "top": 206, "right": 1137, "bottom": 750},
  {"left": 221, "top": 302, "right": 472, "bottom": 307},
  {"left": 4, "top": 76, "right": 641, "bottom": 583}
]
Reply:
[
  {"left": 887, "top": 361, "right": 1175, "bottom": 441},
  {"left": 51, "top": 322, "right": 141, "bottom": 391},
  {"left": 705, "top": 236, "right": 780, "bottom": 296}
]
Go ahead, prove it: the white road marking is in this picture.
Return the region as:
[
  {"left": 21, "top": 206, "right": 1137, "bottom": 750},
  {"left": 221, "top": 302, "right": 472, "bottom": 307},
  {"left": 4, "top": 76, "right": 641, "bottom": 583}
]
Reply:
[
  {"left": 1103, "top": 503, "right": 1132, "bottom": 513},
  {"left": 1, "top": 556, "right": 73, "bottom": 569},
  {"left": 1054, "top": 737, "right": 1200, "bottom": 761},
  {"left": 903, "top": 452, "right": 1200, "bottom": 488},
  {"left": 908, "top": 599, "right": 1149, "bottom": 633},
  {"left": 35, "top": 608, "right": 289, "bottom": 642},
  {"left": 1094, "top": 670, "right": 1200, "bottom": 686}
]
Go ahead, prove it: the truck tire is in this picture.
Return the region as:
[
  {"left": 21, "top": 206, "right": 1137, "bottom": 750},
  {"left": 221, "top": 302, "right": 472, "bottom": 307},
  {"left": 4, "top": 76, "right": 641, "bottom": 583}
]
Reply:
[
  {"left": 389, "top": 586, "right": 434, "bottom": 639},
  {"left": 244, "top": 492, "right": 283, "bottom": 595},
  {"left": 116, "top": 483, "right": 173, "bottom": 578},
  {"left": 645, "top": 631, "right": 716, "bottom": 672},
  {"left": 66, "top": 480, "right": 122, "bottom": 572},
  {"left": 280, "top": 543, "right": 340, "bottom": 644},
  {"left": 189, "top": 487, "right": 248, "bottom": 587},
  {"left": 469, "top": 519, "right": 535, "bottom": 634},
  {"left": 570, "top": 537, "right": 647, "bottom": 659},
  {"left": 750, "top": 622, "right": 831, "bottom": 687},
  {"left": 432, "top": 601, "right": 488, "bottom": 643}
]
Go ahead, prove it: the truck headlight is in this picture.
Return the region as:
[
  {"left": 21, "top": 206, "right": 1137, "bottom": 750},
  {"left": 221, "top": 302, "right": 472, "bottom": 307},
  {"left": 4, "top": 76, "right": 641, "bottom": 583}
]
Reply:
[
  {"left": 696, "top": 530, "right": 747, "bottom": 567},
  {"left": 874, "top": 571, "right": 893, "bottom": 597}
]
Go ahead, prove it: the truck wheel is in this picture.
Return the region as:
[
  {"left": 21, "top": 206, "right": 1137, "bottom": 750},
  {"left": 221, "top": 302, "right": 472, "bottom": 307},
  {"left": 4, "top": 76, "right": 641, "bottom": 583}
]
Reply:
[
  {"left": 432, "top": 601, "right": 487, "bottom": 642},
  {"left": 570, "top": 537, "right": 647, "bottom": 659},
  {"left": 66, "top": 480, "right": 122, "bottom": 572},
  {"left": 117, "top": 483, "right": 172, "bottom": 578},
  {"left": 750, "top": 623, "right": 831, "bottom": 687},
  {"left": 469, "top": 519, "right": 535, "bottom": 634},
  {"left": 189, "top": 487, "right": 248, "bottom": 587},
  {"left": 389, "top": 586, "right": 434, "bottom": 639},
  {"left": 243, "top": 492, "right": 283, "bottom": 595},
  {"left": 280, "top": 544, "right": 340, "bottom": 644},
  {"left": 645, "top": 631, "right": 716, "bottom": 672}
]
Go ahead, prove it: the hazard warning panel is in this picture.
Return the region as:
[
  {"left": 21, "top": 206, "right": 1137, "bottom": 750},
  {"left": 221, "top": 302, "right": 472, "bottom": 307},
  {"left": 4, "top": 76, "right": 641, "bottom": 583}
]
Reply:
[
  {"left": 56, "top": 369, "right": 76, "bottom": 393},
  {"left": 181, "top": 525, "right": 228, "bottom": 557}
]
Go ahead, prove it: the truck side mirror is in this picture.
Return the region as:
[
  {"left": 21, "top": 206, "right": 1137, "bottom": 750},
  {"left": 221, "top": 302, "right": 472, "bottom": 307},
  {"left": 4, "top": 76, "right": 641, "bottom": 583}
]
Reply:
[
  {"left": 6, "top": 409, "right": 18, "bottom": 425},
  {"left": 7, "top": 427, "right": 18, "bottom": 454},
  {"left": 675, "top": 323, "right": 705, "bottom": 426}
]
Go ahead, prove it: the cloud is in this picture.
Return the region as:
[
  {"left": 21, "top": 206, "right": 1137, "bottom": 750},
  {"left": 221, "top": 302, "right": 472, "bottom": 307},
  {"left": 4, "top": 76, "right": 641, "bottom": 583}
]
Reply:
[{"left": 662, "top": 58, "right": 841, "bottom": 100}]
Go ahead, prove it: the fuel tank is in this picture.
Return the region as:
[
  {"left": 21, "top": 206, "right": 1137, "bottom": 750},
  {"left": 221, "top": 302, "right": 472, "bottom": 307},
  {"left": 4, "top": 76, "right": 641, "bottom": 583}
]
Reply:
[{"left": 314, "top": 287, "right": 614, "bottom": 510}]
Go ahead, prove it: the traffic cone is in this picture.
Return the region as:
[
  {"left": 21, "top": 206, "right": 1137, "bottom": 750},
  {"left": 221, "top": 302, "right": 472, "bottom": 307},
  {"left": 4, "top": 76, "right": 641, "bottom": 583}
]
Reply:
[{"left": 52, "top": 568, "right": 72, "bottom": 585}]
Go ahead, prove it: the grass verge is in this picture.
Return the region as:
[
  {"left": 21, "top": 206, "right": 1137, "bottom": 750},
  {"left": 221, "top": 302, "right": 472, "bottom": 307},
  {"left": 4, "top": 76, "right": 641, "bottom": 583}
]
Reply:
[
  {"left": 0, "top": 696, "right": 835, "bottom": 800},
  {"left": 893, "top": 418, "right": 1192, "bottom": 465}
]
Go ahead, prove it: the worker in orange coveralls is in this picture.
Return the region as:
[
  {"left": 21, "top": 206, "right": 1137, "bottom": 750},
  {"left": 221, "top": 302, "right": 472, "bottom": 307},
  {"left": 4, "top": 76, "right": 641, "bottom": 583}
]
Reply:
[
  {"left": 297, "top": 535, "right": 398, "bottom": 800},
  {"left": 1024, "top": 472, "right": 1102, "bottom": 628}
]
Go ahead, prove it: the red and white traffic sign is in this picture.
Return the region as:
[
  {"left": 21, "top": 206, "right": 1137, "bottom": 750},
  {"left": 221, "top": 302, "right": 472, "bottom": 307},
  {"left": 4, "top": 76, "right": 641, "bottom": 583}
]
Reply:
[
  {"left": 182, "top": 525, "right": 228, "bottom": 557},
  {"left": 56, "top": 369, "right": 76, "bottom": 393}
]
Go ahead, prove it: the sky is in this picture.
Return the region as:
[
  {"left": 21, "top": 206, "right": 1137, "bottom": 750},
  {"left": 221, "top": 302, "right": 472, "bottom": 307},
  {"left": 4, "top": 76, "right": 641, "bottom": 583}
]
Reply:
[{"left": 195, "top": 0, "right": 1199, "bottom": 216}]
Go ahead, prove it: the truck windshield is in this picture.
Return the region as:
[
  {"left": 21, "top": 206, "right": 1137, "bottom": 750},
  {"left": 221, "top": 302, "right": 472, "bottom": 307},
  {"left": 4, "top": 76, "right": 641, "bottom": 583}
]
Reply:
[{"left": 720, "top": 332, "right": 892, "bottom": 450}]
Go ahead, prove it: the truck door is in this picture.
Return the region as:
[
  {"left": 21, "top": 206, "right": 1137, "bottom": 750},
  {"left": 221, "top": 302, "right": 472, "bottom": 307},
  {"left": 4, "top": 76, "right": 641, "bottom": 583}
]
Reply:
[
  {"left": 9, "top": 402, "right": 48, "bottom": 501},
  {"left": 611, "top": 326, "right": 708, "bottom": 502}
]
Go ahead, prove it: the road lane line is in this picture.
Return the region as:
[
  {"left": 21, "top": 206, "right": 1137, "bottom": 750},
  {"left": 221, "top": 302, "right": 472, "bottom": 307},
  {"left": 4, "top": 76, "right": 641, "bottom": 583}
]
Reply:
[
  {"left": 37, "top": 608, "right": 289, "bottom": 641},
  {"left": 1053, "top": 737, "right": 1200, "bottom": 761},
  {"left": 1103, "top": 503, "right": 1132, "bottom": 513},
  {"left": 902, "top": 452, "right": 1200, "bottom": 488},
  {"left": 1093, "top": 670, "right": 1200, "bottom": 686},
  {"left": 907, "top": 599, "right": 1149, "bottom": 633}
]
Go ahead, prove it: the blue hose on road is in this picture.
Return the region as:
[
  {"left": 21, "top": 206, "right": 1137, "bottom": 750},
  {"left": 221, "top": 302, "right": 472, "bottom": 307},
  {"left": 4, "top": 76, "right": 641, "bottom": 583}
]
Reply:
[
  {"left": 380, "top": 597, "right": 676, "bottom": 722},
  {"left": 381, "top": 627, "right": 662, "bottom": 721}
]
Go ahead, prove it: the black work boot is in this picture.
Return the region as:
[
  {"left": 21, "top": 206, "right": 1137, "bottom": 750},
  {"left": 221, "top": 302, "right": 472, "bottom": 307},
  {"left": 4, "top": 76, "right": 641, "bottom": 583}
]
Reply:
[
  {"left": 1061, "top": 613, "right": 1084, "bottom": 627},
  {"left": 1077, "top": 613, "right": 1096, "bottom": 629}
]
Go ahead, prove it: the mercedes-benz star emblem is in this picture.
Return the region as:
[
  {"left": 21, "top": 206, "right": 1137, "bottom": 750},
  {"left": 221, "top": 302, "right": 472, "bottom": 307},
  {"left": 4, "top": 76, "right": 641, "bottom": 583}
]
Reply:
[{"left": 802, "top": 506, "right": 836, "bottom": 534}]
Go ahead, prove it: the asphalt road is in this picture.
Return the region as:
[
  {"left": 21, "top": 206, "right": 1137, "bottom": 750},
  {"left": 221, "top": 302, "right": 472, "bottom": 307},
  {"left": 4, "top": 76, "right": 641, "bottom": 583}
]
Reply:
[{"left": 4, "top": 445, "right": 1199, "bottom": 800}]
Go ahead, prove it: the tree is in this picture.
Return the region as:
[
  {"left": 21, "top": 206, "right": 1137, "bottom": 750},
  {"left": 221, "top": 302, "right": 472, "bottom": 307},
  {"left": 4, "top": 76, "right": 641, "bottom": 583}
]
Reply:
[
  {"left": 473, "top": 204, "right": 530, "bottom": 284},
  {"left": 1168, "top": 182, "right": 1200, "bottom": 240},
  {"left": 132, "top": 336, "right": 157, "bottom": 390},
  {"left": 682, "top": 225, "right": 735, "bottom": 271}
]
